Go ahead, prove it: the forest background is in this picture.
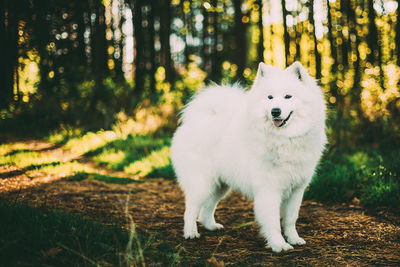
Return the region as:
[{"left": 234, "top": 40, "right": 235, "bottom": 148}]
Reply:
[
  {"left": 1, "top": 0, "right": 400, "bottom": 206},
  {"left": 1, "top": 0, "right": 400, "bottom": 265}
]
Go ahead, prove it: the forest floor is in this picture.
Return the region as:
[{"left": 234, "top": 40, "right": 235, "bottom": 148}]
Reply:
[{"left": 1, "top": 139, "right": 399, "bottom": 266}]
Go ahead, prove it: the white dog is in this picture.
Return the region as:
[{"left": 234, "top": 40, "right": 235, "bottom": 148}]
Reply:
[{"left": 170, "top": 62, "right": 327, "bottom": 252}]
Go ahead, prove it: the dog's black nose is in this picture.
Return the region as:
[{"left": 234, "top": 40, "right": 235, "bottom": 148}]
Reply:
[{"left": 271, "top": 108, "right": 281, "bottom": 117}]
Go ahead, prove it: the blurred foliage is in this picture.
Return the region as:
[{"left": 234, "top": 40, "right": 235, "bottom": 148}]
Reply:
[
  {"left": 1, "top": 0, "right": 400, "bottom": 206},
  {"left": 2, "top": 116, "right": 399, "bottom": 207},
  {"left": 307, "top": 149, "right": 400, "bottom": 207},
  {"left": 0, "top": 0, "right": 399, "bottom": 147}
]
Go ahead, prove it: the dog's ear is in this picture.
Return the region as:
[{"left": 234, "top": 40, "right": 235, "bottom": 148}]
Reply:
[
  {"left": 254, "top": 62, "right": 273, "bottom": 84},
  {"left": 285, "top": 61, "right": 312, "bottom": 83}
]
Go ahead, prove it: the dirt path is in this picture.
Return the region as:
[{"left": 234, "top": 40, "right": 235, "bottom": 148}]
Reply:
[{"left": 1, "top": 140, "right": 399, "bottom": 266}]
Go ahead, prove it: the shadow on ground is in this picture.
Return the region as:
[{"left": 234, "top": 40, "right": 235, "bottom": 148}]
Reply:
[{"left": 1, "top": 175, "right": 399, "bottom": 266}]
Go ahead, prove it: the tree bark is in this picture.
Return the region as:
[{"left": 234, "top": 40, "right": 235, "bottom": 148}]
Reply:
[
  {"left": 366, "top": 0, "right": 379, "bottom": 64},
  {"left": 149, "top": 2, "right": 156, "bottom": 95},
  {"left": 0, "top": 1, "right": 9, "bottom": 109},
  {"left": 91, "top": 1, "right": 108, "bottom": 109},
  {"left": 202, "top": 5, "right": 210, "bottom": 73},
  {"left": 1, "top": 1, "right": 19, "bottom": 108},
  {"left": 366, "top": 0, "right": 384, "bottom": 88},
  {"left": 327, "top": 0, "right": 337, "bottom": 72},
  {"left": 113, "top": 0, "right": 125, "bottom": 82},
  {"left": 396, "top": 0, "right": 400, "bottom": 62},
  {"left": 131, "top": 0, "right": 145, "bottom": 103},
  {"left": 341, "top": 0, "right": 349, "bottom": 66},
  {"left": 159, "top": 0, "right": 174, "bottom": 84},
  {"left": 281, "top": 0, "right": 290, "bottom": 67},
  {"left": 181, "top": 0, "right": 189, "bottom": 65},
  {"left": 211, "top": 0, "right": 221, "bottom": 81},
  {"left": 309, "top": 0, "right": 321, "bottom": 79},
  {"left": 233, "top": 0, "right": 246, "bottom": 78},
  {"left": 257, "top": 0, "right": 264, "bottom": 63}
]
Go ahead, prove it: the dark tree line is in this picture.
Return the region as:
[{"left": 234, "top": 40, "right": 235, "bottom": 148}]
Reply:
[{"left": 1, "top": 0, "right": 400, "bottom": 141}]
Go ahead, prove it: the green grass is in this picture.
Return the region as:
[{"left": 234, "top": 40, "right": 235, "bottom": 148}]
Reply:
[
  {"left": 0, "top": 145, "right": 96, "bottom": 177},
  {"left": 307, "top": 149, "right": 400, "bottom": 207},
  {"left": 0, "top": 133, "right": 174, "bottom": 182},
  {"left": 2, "top": 127, "right": 399, "bottom": 207},
  {"left": 0, "top": 150, "right": 59, "bottom": 168},
  {"left": 85, "top": 134, "right": 174, "bottom": 179},
  {"left": 48, "top": 128, "right": 175, "bottom": 179},
  {"left": 0, "top": 199, "right": 180, "bottom": 266}
]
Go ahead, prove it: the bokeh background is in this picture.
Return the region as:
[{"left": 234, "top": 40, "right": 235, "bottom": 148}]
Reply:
[
  {"left": 1, "top": 0, "right": 399, "bottom": 206},
  {"left": 1, "top": 1, "right": 400, "bottom": 265}
]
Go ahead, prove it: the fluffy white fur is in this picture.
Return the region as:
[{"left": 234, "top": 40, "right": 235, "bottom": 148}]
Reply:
[{"left": 170, "top": 62, "right": 327, "bottom": 253}]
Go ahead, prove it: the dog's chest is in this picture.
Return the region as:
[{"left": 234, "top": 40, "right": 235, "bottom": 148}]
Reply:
[{"left": 264, "top": 134, "right": 320, "bottom": 170}]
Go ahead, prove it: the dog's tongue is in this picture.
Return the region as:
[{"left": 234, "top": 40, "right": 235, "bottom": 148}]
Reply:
[{"left": 273, "top": 119, "right": 284, "bottom": 127}]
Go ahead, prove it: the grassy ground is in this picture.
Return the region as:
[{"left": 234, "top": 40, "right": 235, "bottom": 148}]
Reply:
[
  {"left": 0, "top": 127, "right": 399, "bottom": 265},
  {"left": 307, "top": 148, "right": 400, "bottom": 207},
  {"left": 0, "top": 199, "right": 179, "bottom": 266},
  {"left": 2, "top": 126, "right": 399, "bottom": 208},
  {"left": 1, "top": 176, "right": 399, "bottom": 266}
]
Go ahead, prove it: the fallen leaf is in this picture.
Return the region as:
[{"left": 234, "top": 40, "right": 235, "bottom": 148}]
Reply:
[
  {"left": 206, "top": 256, "right": 225, "bottom": 267},
  {"left": 41, "top": 247, "right": 62, "bottom": 258}
]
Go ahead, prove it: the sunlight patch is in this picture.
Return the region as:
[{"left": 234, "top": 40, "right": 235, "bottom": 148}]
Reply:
[
  {"left": 93, "top": 150, "right": 126, "bottom": 168},
  {"left": 0, "top": 151, "right": 60, "bottom": 168},
  {"left": 65, "top": 130, "right": 117, "bottom": 155},
  {"left": 29, "top": 161, "right": 95, "bottom": 176},
  {"left": 124, "top": 146, "right": 171, "bottom": 177}
]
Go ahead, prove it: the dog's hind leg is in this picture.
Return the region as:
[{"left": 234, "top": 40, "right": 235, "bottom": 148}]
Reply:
[
  {"left": 182, "top": 176, "right": 216, "bottom": 239},
  {"left": 198, "top": 182, "right": 229, "bottom": 231}
]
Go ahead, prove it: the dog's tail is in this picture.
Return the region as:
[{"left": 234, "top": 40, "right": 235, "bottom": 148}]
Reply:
[{"left": 179, "top": 84, "right": 245, "bottom": 125}]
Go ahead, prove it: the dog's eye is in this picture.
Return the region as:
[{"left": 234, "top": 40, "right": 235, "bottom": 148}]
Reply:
[
  {"left": 284, "top": 95, "right": 292, "bottom": 99},
  {"left": 268, "top": 95, "right": 273, "bottom": 99}
]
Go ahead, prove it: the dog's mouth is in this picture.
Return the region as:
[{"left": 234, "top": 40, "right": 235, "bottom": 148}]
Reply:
[{"left": 273, "top": 111, "right": 293, "bottom": 128}]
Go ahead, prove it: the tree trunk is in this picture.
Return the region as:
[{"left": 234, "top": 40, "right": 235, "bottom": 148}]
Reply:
[
  {"left": 366, "top": 0, "right": 379, "bottom": 64},
  {"left": 340, "top": 0, "right": 349, "bottom": 67},
  {"left": 366, "top": 0, "right": 384, "bottom": 88},
  {"left": 113, "top": 0, "right": 125, "bottom": 82},
  {"left": 91, "top": 1, "right": 108, "bottom": 110},
  {"left": 396, "top": 0, "right": 400, "bottom": 62},
  {"left": 233, "top": 0, "right": 246, "bottom": 78},
  {"left": 159, "top": 0, "right": 174, "bottom": 84},
  {"left": 131, "top": 0, "right": 145, "bottom": 105},
  {"left": 281, "top": 0, "right": 290, "bottom": 67},
  {"left": 211, "top": 0, "right": 221, "bottom": 81},
  {"left": 295, "top": 23, "right": 301, "bottom": 62},
  {"left": 327, "top": 0, "right": 337, "bottom": 72},
  {"left": 202, "top": 5, "right": 210, "bottom": 73},
  {"left": 181, "top": 0, "right": 189, "bottom": 65},
  {"left": 76, "top": 2, "right": 88, "bottom": 67},
  {"left": 1, "top": 1, "right": 18, "bottom": 108},
  {"left": 257, "top": 0, "right": 264, "bottom": 63},
  {"left": 149, "top": 2, "right": 156, "bottom": 95},
  {"left": 309, "top": 0, "right": 321, "bottom": 79},
  {"left": 0, "top": 1, "right": 9, "bottom": 109}
]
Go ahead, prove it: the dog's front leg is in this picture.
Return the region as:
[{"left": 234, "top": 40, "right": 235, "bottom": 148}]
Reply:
[
  {"left": 282, "top": 185, "right": 307, "bottom": 245},
  {"left": 254, "top": 190, "right": 293, "bottom": 253}
]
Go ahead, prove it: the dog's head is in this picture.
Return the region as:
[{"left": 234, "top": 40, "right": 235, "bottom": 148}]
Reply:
[{"left": 247, "top": 62, "right": 325, "bottom": 137}]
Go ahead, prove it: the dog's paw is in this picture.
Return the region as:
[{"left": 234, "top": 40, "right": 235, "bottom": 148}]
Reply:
[
  {"left": 204, "top": 222, "right": 224, "bottom": 231},
  {"left": 268, "top": 240, "right": 294, "bottom": 253},
  {"left": 287, "top": 236, "right": 306, "bottom": 246},
  {"left": 184, "top": 230, "right": 200, "bottom": 239}
]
